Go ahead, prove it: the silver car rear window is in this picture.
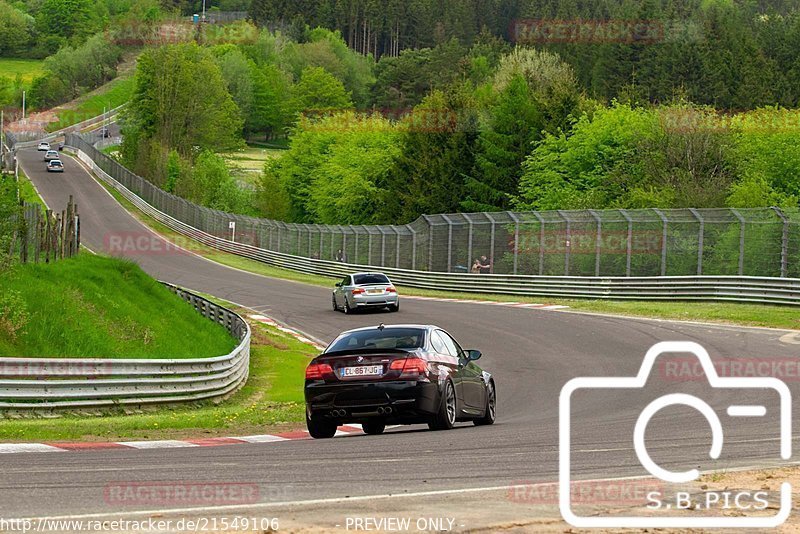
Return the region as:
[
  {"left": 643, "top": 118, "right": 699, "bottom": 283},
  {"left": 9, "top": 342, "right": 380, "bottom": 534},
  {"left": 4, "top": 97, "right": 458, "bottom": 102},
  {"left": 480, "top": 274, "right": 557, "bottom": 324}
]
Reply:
[
  {"left": 353, "top": 274, "right": 390, "bottom": 285},
  {"left": 327, "top": 328, "right": 425, "bottom": 352}
]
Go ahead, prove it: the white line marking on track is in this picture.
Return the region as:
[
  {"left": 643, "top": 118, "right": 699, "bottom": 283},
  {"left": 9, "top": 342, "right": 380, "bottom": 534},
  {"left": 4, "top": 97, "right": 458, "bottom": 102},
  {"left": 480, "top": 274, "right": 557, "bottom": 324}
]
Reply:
[
  {"left": 235, "top": 435, "right": 290, "bottom": 444},
  {"left": 779, "top": 332, "right": 800, "bottom": 345},
  {"left": 0, "top": 443, "right": 64, "bottom": 454},
  {"left": 18, "top": 464, "right": 800, "bottom": 523},
  {"left": 117, "top": 440, "right": 199, "bottom": 449}
]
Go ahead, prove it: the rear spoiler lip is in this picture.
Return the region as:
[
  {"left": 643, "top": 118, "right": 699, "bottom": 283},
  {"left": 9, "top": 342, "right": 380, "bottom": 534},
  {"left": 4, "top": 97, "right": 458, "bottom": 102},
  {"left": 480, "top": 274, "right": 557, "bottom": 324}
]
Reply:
[{"left": 317, "top": 348, "right": 416, "bottom": 358}]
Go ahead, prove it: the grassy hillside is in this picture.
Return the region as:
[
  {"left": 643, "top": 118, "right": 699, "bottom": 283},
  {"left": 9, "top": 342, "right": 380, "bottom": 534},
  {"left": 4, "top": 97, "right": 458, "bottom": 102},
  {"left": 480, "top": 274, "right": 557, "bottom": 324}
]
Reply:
[
  {"left": 0, "top": 254, "right": 236, "bottom": 359},
  {"left": 46, "top": 76, "right": 134, "bottom": 132},
  {"left": 0, "top": 59, "right": 43, "bottom": 83}
]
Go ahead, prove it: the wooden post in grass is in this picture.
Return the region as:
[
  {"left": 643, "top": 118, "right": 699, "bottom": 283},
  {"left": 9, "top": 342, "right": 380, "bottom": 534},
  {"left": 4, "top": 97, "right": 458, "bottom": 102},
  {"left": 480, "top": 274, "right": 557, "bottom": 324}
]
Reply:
[
  {"left": 33, "top": 210, "right": 41, "bottom": 264},
  {"left": 61, "top": 208, "right": 67, "bottom": 259},
  {"left": 45, "top": 209, "right": 51, "bottom": 263},
  {"left": 73, "top": 203, "right": 79, "bottom": 256},
  {"left": 19, "top": 200, "right": 27, "bottom": 263}
]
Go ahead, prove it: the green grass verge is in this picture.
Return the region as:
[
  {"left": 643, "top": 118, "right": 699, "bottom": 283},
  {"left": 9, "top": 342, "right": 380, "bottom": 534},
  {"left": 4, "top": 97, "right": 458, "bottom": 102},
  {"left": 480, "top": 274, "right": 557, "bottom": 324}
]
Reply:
[
  {"left": 0, "top": 313, "right": 311, "bottom": 442},
  {"left": 91, "top": 173, "right": 800, "bottom": 332},
  {"left": 0, "top": 253, "right": 236, "bottom": 358},
  {"left": 0, "top": 58, "right": 43, "bottom": 83},
  {"left": 15, "top": 167, "right": 45, "bottom": 208},
  {"left": 46, "top": 76, "right": 134, "bottom": 132}
]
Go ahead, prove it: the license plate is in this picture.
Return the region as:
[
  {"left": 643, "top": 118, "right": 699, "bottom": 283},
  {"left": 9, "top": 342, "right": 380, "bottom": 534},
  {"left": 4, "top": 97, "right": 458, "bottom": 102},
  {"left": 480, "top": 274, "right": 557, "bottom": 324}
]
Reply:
[
  {"left": 367, "top": 289, "right": 383, "bottom": 294},
  {"left": 341, "top": 365, "right": 383, "bottom": 378}
]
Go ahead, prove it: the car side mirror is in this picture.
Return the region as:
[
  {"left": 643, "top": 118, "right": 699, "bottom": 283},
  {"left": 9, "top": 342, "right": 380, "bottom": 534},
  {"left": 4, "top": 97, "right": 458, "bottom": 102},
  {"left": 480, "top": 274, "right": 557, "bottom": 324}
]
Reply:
[
  {"left": 335, "top": 282, "right": 342, "bottom": 287},
  {"left": 465, "top": 350, "right": 482, "bottom": 362}
]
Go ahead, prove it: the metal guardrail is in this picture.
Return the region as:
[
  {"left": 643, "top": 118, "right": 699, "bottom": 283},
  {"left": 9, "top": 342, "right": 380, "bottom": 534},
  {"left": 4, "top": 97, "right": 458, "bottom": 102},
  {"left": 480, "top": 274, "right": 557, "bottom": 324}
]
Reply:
[
  {"left": 71, "top": 145, "right": 800, "bottom": 306},
  {"left": 7, "top": 103, "right": 127, "bottom": 149},
  {"left": 65, "top": 133, "right": 800, "bottom": 280},
  {"left": 0, "top": 283, "right": 250, "bottom": 410}
]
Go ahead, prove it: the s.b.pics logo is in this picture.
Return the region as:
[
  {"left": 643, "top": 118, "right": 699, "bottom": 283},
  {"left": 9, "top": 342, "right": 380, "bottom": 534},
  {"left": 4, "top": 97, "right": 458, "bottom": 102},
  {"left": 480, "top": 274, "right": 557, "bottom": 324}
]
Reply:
[{"left": 559, "top": 342, "right": 791, "bottom": 528}]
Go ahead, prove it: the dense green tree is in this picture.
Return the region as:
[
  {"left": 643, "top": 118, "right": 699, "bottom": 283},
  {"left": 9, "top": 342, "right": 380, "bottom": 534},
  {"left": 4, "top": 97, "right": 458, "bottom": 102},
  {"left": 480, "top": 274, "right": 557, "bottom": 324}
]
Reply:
[
  {"left": 464, "top": 74, "right": 542, "bottom": 211},
  {"left": 288, "top": 66, "right": 353, "bottom": 118},
  {"left": 0, "top": 0, "right": 33, "bottom": 56},
  {"left": 381, "top": 88, "right": 479, "bottom": 223},
  {"left": 248, "top": 62, "right": 291, "bottom": 138},
  {"left": 38, "top": 33, "right": 120, "bottom": 100},
  {"left": 122, "top": 43, "right": 243, "bottom": 181},
  {"left": 35, "top": 0, "right": 103, "bottom": 42},
  {"left": 517, "top": 104, "right": 659, "bottom": 211},
  {"left": 215, "top": 47, "right": 255, "bottom": 124},
  {"left": 307, "top": 114, "right": 402, "bottom": 224}
]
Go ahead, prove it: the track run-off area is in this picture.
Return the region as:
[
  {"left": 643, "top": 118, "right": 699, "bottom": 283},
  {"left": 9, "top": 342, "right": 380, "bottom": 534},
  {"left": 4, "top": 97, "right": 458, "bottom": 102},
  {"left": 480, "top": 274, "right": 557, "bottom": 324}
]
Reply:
[{"left": 5, "top": 147, "right": 800, "bottom": 530}]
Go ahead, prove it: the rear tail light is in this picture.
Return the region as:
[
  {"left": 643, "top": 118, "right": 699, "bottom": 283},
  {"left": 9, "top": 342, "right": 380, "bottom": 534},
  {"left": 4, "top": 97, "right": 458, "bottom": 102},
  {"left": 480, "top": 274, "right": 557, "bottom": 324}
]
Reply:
[
  {"left": 352, "top": 288, "right": 365, "bottom": 295},
  {"left": 389, "top": 357, "right": 429, "bottom": 379},
  {"left": 386, "top": 286, "right": 397, "bottom": 293},
  {"left": 306, "top": 362, "right": 334, "bottom": 380}
]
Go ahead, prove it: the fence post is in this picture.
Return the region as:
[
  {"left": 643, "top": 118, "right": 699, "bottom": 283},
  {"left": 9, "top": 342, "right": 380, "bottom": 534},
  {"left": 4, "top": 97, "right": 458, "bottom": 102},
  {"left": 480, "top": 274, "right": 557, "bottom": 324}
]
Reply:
[
  {"left": 441, "top": 214, "right": 453, "bottom": 273},
  {"left": 619, "top": 210, "right": 633, "bottom": 277},
  {"left": 422, "top": 215, "right": 434, "bottom": 271},
  {"left": 689, "top": 208, "right": 704, "bottom": 275},
  {"left": 466, "top": 215, "right": 473, "bottom": 273},
  {"left": 557, "top": 210, "right": 570, "bottom": 276},
  {"left": 488, "top": 214, "right": 496, "bottom": 274},
  {"left": 367, "top": 227, "right": 373, "bottom": 265},
  {"left": 771, "top": 207, "right": 789, "bottom": 278},
  {"left": 508, "top": 212, "right": 520, "bottom": 275},
  {"left": 730, "top": 208, "right": 746, "bottom": 275},
  {"left": 45, "top": 209, "right": 52, "bottom": 263},
  {"left": 380, "top": 227, "right": 387, "bottom": 267},
  {"left": 408, "top": 225, "right": 417, "bottom": 271},
  {"left": 532, "top": 212, "right": 545, "bottom": 276},
  {"left": 394, "top": 226, "right": 401, "bottom": 269},
  {"left": 653, "top": 209, "right": 668, "bottom": 276},
  {"left": 352, "top": 227, "right": 358, "bottom": 263},
  {"left": 589, "top": 209, "right": 602, "bottom": 277}
]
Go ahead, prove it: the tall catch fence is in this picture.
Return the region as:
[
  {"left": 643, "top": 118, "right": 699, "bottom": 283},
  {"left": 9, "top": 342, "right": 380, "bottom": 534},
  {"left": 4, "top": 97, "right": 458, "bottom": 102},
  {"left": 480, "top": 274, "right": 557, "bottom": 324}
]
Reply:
[{"left": 66, "top": 133, "right": 800, "bottom": 279}]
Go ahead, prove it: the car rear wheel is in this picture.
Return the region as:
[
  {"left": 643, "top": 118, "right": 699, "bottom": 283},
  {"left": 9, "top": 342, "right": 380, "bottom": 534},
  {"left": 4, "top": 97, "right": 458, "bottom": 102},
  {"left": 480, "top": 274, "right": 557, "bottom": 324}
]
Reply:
[
  {"left": 362, "top": 420, "right": 386, "bottom": 435},
  {"left": 474, "top": 380, "right": 496, "bottom": 426},
  {"left": 388, "top": 301, "right": 399, "bottom": 312},
  {"left": 306, "top": 414, "right": 337, "bottom": 439},
  {"left": 428, "top": 380, "right": 456, "bottom": 431},
  {"left": 343, "top": 299, "right": 352, "bottom": 314}
]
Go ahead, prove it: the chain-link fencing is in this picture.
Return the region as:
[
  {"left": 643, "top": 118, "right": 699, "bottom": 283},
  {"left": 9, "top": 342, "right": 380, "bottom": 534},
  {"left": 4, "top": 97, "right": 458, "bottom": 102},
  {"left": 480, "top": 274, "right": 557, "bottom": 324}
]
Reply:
[{"left": 67, "top": 133, "right": 800, "bottom": 279}]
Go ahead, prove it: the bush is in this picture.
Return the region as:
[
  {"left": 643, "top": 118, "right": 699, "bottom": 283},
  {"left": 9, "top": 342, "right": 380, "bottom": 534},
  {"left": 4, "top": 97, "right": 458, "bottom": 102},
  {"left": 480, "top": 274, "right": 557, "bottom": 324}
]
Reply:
[{"left": 0, "top": 290, "right": 28, "bottom": 341}]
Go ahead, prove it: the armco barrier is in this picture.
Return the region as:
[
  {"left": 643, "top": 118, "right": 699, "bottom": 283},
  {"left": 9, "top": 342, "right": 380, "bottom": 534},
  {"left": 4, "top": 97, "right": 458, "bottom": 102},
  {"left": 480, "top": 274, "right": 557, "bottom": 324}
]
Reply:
[
  {"left": 71, "top": 144, "right": 800, "bottom": 306},
  {"left": 0, "top": 283, "right": 250, "bottom": 410},
  {"left": 65, "top": 134, "right": 800, "bottom": 279},
  {"left": 7, "top": 103, "right": 127, "bottom": 149}
]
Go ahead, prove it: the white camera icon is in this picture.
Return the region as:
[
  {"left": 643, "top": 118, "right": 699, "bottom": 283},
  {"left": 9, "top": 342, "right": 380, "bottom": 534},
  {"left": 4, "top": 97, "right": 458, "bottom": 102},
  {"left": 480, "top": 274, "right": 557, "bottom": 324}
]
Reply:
[{"left": 559, "top": 341, "right": 792, "bottom": 528}]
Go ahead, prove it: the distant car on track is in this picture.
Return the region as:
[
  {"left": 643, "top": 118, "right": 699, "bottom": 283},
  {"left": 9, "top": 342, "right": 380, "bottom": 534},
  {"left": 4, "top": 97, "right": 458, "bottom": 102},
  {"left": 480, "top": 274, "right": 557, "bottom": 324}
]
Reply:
[
  {"left": 44, "top": 150, "right": 59, "bottom": 161},
  {"left": 332, "top": 272, "right": 399, "bottom": 313},
  {"left": 46, "top": 159, "right": 64, "bottom": 172},
  {"left": 37, "top": 142, "right": 50, "bottom": 151},
  {"left": 304, "top": 324, "right": 496, "bottom": 438}
]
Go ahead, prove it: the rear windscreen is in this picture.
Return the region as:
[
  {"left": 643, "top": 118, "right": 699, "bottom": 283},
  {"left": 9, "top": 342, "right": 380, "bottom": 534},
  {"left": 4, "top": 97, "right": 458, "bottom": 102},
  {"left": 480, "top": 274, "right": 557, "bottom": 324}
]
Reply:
[
  {"left": 353, "top": 274, "right": 390, "bottom": 285},
  {"left": 327, "top": 328, "right": 425, "bottom": 352}
]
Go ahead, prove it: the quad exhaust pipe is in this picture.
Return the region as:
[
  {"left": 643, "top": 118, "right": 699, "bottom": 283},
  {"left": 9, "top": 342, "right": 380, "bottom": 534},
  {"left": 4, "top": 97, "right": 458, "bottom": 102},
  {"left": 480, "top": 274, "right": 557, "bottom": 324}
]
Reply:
[{"left": 330, "top": 407, "right": 392, "bottom": 417}]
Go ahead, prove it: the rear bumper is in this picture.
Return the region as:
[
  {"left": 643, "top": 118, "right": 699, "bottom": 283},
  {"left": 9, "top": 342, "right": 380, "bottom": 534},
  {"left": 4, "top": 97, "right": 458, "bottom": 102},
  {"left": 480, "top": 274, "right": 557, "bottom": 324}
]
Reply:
[
  {"left": 352, "top": 294, "right": 399, "bottom": 307},
  {"left": 305, "top": 380, "right": 440, "bottom": 423}
]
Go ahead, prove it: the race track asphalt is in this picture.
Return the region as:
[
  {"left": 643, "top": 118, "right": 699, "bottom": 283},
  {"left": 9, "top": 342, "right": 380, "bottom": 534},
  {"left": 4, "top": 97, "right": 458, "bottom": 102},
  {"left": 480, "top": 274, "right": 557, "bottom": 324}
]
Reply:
[{"left": 4, "top": 148, "right": 799, "bottom": 524}]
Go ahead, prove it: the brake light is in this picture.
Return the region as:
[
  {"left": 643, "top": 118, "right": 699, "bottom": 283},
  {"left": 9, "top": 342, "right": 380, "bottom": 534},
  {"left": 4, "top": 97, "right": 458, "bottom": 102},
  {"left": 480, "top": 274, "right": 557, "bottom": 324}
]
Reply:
[
  {"left": 390, "top": 357, "right": 429, "bottom": 378},
  {"left": 352, "top": 288, "right": 365, "bottom": 295},
  {"left": 305, "top": 362, "right": 333, "bottom": 380},
  {"left": 385, "top": 286, "right": 396, "bottom": 293}
]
